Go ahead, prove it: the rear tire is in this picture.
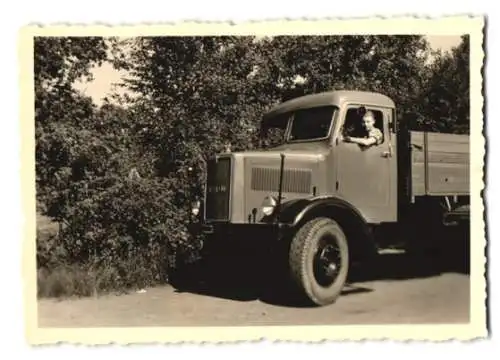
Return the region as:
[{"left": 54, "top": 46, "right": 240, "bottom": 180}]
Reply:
[{"left": 288, "top": 217, "right": 349, "bottom": 306}]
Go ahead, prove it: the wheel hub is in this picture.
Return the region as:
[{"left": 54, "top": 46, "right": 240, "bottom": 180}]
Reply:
[
  {"left": 325, "top": 262, "right": 337, "bottom": 277},
  {"left": 314, "top": 238, "right": 341, "bottom": 287}
]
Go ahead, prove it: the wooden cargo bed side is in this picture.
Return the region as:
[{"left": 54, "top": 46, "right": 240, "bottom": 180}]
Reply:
[{"left": 410, "top": 131, "right": 470, "bottom": 197}]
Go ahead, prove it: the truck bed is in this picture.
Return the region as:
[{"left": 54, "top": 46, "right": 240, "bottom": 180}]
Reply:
[{"left": 410, "top": 131, "right": 470, "bottom": 197}]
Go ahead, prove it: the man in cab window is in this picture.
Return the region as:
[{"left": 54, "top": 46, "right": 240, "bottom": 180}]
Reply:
[{"left": 343, "top": 110, "right": 383, "bottom": 147}]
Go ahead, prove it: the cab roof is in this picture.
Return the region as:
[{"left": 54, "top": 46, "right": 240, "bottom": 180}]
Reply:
[{"left": 262, "top": 90, "right": 395, "bottom": 122}]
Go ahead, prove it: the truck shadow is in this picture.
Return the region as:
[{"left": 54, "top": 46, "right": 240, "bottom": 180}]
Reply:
[
  {"left": 260, "top": 248, "right": 470, "bottom": 308},
  {"left": 172, "top": 247, "right": 469, "bottom": 308},
  {"left": 348, "top": 248, "right": 470, "bottom": 283}
]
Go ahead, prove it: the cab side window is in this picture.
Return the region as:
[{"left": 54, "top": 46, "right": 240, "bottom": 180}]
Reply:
[{"left": 343, "top": 107, "right": 385, "bottom": 144}]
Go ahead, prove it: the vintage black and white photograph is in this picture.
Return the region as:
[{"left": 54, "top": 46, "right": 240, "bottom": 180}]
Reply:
[{"left": 22, "top": 16, "right": 486, "bottom": 343}]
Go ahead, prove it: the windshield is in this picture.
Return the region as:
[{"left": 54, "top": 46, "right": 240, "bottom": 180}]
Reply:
[{"left": 287, "top": 106, "right": 337, "bottom": 142}]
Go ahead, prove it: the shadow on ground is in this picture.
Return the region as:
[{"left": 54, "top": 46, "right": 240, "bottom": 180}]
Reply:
[
  {"left": 348, "top": 247, "right": 470, "bottom": 283},
  {"left": 171, "top": 243, "right": 470, "bottom": 308}
]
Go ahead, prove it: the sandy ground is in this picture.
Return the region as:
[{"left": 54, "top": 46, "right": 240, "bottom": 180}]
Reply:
[{"left": 37, "top": 253, "right": 470, "bottom": 327}]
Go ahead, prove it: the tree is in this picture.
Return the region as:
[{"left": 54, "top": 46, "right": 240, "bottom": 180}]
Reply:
[
  {"left": 255, "top": 35, "right": 431, "bottom": 113},
  {"left": 112, "top": 37, "right": 267, "bottom": 194},
  {"left": 35, "top": 37, "right": 109, "bottom": 213},
  {"left": 417, "top": 35, "right": 470, "bottom": 134}
]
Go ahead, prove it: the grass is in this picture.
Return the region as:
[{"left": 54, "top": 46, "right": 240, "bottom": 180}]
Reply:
[
  {"left": 36, "top": 213, "right": 104, "bottom": 298},
  {"left": 37, "top": 262, "right": 136, "bottom": 298},
  {"left": 37, "top": 265, "right": 98, "bottom": 298},
  {"left": 36, "top": 213, "right": 168, "bottom": 298}
]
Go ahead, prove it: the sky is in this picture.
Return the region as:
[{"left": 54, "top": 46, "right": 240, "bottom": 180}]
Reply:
[{"left": 74, "top": 35, "right": 463, "bottom": 106}]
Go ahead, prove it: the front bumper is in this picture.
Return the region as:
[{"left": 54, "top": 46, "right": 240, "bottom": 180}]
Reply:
[
  {"left": 200, "top": 221, "right": 291, "bottom": 237},
  {"left": 196, "top": 221, "right": 293, "bottom": 274}
]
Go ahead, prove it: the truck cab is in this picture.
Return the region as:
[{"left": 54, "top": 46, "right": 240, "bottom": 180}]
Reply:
[{"left": 202, "top": 90, "right": 398, "bottom": 228}]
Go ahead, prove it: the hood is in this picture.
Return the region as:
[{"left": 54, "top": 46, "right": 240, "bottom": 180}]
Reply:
[
  {"left": 229, "top": 141, "right": 329, "bottom": 163},
  {"left": 207, "top": 142, "right": 330, "bottom": 224}
]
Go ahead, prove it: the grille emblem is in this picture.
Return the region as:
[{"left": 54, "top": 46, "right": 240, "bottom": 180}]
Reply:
[{"left": 209, "top": 185, "right": 227, "bottom": 193}]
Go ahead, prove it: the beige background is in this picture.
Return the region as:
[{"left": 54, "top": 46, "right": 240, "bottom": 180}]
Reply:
[{"left": 22, "top": 17, "right": 486, "bottom": 344}]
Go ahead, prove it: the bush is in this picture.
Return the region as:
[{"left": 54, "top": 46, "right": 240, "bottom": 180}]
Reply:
[{"left": 37, "top": 176, "right": 203, "bottom": 298}]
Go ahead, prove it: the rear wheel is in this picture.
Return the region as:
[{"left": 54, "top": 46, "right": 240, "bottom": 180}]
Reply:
[{"left": 288, "top": 217, "right": 349, "bottom": 306}]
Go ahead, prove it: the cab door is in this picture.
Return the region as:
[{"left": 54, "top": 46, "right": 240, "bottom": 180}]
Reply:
[{"left": 334, "top": 104, "right": 397, "bottom": 223}]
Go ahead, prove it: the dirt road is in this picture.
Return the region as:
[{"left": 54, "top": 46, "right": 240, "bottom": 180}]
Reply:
[{"left": 38, "top": 252, "right": 470, "bottom": 327}]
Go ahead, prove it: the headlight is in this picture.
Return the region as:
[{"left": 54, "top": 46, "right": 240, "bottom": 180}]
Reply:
[
  {"left": 191, "top": 200, "right": 201, "bottom": 216},
  {"left": 261, "top": 195, "right": 277, "bottom": 216}
]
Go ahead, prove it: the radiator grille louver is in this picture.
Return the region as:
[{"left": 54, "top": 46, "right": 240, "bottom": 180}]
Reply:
[{"left": 251, "top": 167, "right": 312, "bottom": 194}]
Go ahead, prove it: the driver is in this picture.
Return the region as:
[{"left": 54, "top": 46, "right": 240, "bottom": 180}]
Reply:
[{"left": 344, "top": 110, "right": 383, "bottom": 147}]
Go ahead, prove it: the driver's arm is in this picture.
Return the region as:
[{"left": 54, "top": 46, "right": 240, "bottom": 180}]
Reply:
[
  {"left": 345, "top": 128, "right": 383, "bottom": 147},
  {"left": 344, "top": 136, "right": 377, "bottom": 146}
]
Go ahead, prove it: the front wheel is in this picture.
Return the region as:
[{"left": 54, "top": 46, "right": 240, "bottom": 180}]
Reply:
[{"left": 288, "top": 217, "right": 349, "bottom": 306}]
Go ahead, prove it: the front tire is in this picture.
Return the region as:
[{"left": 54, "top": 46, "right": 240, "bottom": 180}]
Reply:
[{"left": 288, "top": 217, "right": 349, "bottom": 306}]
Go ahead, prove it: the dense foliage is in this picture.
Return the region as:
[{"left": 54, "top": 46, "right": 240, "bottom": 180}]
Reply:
[
  {"left": 35, "top": 35, "right": 471, "bottom": 297},
  {"left": 417, "top": 35, "right": 470, "bottom": 133}
]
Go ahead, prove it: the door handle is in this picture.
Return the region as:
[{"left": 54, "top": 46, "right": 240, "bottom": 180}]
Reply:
[{"left": 381, "top": 150, "right": 391, "bottom": 158}]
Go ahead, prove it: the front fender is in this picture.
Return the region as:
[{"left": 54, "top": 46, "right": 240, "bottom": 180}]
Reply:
[
  {"left": 265, "top": 196, "right": 377, "bottom": 261},
  {"left": 264, "top": 196, "right": 367, "bottom": 226}
]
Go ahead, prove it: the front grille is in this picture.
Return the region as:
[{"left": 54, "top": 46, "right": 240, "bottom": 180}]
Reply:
[
  {"left": 205, "top": 157, "right": 231, "bottom": 221},
  {"left": 251, "top": 167, "right": 312, "bottom": 194}
]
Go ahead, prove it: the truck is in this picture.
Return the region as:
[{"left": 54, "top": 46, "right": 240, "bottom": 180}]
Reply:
[{"left": 188, "top": 89, "right": 470, "bottom": 306}]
